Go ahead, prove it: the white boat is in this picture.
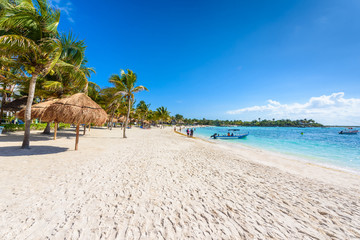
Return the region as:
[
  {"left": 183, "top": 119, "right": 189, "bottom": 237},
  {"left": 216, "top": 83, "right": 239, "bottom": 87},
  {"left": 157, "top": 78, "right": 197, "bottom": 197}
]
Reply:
[
  {"left": 339, "top": 128, "right": 358, "bottom": 135},
  {"left": 211, "top": 132, "right": 249, "bottom": 139}
]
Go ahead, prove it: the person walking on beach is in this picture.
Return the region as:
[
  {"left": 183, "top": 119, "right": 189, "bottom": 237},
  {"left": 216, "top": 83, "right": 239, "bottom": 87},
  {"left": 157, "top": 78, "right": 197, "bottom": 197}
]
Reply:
[
  {"left": 190, "top": 128, "right": 194, "bottom": 137},
  {"left": 186, "top": 128, "right": 190, "bottom": 137}
]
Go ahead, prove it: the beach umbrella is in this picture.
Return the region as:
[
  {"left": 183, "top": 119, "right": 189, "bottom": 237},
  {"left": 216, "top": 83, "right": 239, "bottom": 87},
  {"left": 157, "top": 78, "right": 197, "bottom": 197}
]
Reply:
[
  {"left": 17, "top": 99, "right": 60, "bottom": 139},
  {"left": 118, "top": 115, "right": 131, "bottom": 123},
  {"left": 17, "top": 98, "right": 58, "bottom": 120},
  {"left": 2, "top": 96, "right": 28, "bottom": 112},
  {"left": 41, "top": 93, "right": 107, "bottom": 150}
]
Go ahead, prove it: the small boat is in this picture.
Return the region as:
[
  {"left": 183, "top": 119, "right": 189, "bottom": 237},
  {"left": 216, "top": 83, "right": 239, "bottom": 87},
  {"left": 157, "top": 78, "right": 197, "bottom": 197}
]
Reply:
[
  {"left": 228, "top": 129, "right": 241, "bottom": 131},
  {"left": 339, "top": 128, "right": 358, "bottom": 135},
  {"left": 211, "top": 132, "right": 249, "bottom": 139}
]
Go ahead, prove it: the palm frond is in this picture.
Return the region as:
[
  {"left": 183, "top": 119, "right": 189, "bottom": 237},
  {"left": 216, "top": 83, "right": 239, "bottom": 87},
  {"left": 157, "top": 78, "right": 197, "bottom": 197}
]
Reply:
[
  {"left": 0, "top": 34, "right": 40, "bottom": 56},
  {"left": 133, "top": 85, "right": 148, "bottom": 93},
  {"left": 42, "top": 80, "right": 63, "bottom": 90}
]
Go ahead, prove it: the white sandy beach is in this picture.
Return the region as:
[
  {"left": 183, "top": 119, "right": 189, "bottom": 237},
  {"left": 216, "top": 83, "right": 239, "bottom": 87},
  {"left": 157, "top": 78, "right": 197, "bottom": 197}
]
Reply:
[{"left": 0, "top": 127, "right": 359, "bottom": 239}]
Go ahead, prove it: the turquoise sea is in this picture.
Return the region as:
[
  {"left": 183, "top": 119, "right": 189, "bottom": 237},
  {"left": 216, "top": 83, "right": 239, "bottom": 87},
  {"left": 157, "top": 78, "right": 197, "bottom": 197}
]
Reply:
[{"left": 190, "top": 127, "right": 360, "bottom": 173}]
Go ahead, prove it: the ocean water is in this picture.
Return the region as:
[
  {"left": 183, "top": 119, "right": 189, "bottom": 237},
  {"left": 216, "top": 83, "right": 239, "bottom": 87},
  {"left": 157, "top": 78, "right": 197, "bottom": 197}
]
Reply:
[{"left": 189, "top": 126, "right": 360, "bottom": 173}]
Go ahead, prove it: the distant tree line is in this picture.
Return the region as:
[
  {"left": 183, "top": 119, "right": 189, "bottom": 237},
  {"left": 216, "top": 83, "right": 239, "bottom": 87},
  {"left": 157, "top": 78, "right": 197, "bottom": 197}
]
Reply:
[{"left": 172, "top": 115, "right": 323, "bottom": 127}]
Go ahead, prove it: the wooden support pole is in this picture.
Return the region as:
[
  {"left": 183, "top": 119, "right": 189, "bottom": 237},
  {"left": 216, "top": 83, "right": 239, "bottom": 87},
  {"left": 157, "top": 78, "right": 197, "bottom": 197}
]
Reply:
[
  {"left": 54, "top": 122, "right": 58, "bottom": 140},
  {"left": 88, "top": 124, "right": 91, "bottom": 132},
  {"left": 83, "top": 124, "right": 86, "bottom": 135},
  {"left": 75, "top": 124, "right": 80, "bottom": 150}
]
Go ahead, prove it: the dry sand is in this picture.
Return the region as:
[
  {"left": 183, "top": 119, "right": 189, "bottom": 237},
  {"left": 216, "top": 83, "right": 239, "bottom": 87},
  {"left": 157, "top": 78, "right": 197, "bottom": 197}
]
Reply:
[{"left": 0, "top": 127, "right": 359, "bottom": 239}]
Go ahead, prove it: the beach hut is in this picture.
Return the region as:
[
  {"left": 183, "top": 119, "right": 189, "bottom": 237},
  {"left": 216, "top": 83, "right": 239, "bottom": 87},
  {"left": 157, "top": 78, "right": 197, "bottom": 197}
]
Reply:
[{"left": 41, "top": 93, "right": 107, "bottom": 150}]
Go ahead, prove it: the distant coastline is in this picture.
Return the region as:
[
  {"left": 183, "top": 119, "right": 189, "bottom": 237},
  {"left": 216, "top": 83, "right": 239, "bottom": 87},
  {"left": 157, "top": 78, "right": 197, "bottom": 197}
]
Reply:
[{"left": 178, "top": 118, "right": 323, "bottom": 127}]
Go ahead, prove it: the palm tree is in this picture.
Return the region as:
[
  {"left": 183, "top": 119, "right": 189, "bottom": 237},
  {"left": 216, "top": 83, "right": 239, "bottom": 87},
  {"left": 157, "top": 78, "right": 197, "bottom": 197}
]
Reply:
[
  {"left": 136, "top": 100, "right": 150, "bottom": 126},
  {"left": 109, "top": 70, "right": 148, "bottom": 138},
  {"left": 174, "top": 114, "right": 184, "bottom": 124},
  {"left": 156, "top": 106, "right": 170, "bottom": 128},
  {"left": 0, "top": 0, "right": 63, "bottom": 148},
  {"left": 41, "top": 33, "right": 94, "bottom": 98}
]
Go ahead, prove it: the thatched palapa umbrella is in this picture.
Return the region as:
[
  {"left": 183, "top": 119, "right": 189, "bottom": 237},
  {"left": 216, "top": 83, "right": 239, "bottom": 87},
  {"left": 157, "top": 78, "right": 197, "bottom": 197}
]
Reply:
[
  {"left": 17, "top": 98, "right": 58, "bottom": 119},
  {"left": 2, "top": 96, "right": 28, "bottom": 112},
  {"left": 41, "top": 93, "right": 107, "bottom": 150},
  {"left": 17, "top": 99, "right": 59, "bottom": 138}
]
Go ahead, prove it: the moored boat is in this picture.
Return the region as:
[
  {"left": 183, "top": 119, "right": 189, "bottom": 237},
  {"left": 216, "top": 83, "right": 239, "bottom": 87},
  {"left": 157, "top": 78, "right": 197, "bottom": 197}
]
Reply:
[
  {"left": 211, "top": 132, "right": 249, "bottom": 139},
  {"left": 339, "top": 128, "right": 358, "bottom": 135}
]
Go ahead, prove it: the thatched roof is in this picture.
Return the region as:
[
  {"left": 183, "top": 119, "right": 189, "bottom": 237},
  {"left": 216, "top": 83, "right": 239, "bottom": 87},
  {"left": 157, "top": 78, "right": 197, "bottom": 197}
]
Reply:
[
  {"left": 118, "top": 116, "right": 131, "bottom": 123},
  {"left": 41, "top": 93, "right": 107, "bottom": 126},
  {"left": 17, "top": 99, "right": 58, "bottom": 120},
  {"left": 107, "top": 115, "right": 119, "bottom": 123},
  {"left": 2, "top": 96, "right": 28, "bottom": 112}
]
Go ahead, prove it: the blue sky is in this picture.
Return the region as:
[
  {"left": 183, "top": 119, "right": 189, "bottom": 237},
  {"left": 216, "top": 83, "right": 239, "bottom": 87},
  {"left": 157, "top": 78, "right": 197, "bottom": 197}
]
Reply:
[{"left": 53, "top": 0, "right": 360, "bottom": 125}]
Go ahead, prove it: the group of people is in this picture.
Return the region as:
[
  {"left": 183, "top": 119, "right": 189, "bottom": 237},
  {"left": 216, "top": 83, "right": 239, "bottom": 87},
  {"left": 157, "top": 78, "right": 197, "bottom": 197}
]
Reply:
[
  {"left": 173, "top": 127, "right": 196, "bottom": 137},
  {"left": 186, "top": 128, "right": 195, "bottom": 137}
]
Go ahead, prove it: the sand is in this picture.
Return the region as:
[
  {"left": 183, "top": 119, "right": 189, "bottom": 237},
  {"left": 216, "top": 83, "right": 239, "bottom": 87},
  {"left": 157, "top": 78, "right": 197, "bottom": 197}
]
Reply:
[{"left": 0, "top": 127, "right": 359, "bottom": 239}]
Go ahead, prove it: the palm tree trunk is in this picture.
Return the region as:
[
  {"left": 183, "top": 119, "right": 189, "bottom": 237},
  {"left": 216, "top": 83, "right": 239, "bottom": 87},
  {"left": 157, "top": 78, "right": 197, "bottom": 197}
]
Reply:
[
  {"left": 54, "top": 122, "right": 58, "bottom": 140},
  {"left": 43, "top": 122, "right": 51, "bottom": 134},
  {"left": 21, "top": 73, "right": 38, "bottom": 149},
  {"left": 110, "top": 112, "right": 114, "bottom": 130},
  {"left": 0, "top": 93, "right": 6, "bottom": 122},
  {"left": 84, "top": 82, "right": 88, "bottom": 95},
  {"left": 123, "top": 97, "right": 131, "bottom": 138},
  {"left": 75, "top": 123, "right": 80, "bottom": 150}
]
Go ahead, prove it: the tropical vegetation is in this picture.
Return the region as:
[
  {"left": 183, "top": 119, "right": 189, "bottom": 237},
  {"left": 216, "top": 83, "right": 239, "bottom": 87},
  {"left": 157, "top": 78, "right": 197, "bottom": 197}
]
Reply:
[
  {"left": 107, "top": 69, "right": 148, "bottom": 138},
  {"left": 0, "top": 0, "right": 93, "bottom": 147}
]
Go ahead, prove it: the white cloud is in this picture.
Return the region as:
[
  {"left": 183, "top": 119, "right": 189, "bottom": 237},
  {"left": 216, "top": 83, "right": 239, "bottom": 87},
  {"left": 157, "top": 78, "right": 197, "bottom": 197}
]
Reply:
[
  {"left": 227, "top": 92, "right": 360, "bottom": 125},
  {"left": 49, "top": 0, "right": 74, "bottom": 23}
]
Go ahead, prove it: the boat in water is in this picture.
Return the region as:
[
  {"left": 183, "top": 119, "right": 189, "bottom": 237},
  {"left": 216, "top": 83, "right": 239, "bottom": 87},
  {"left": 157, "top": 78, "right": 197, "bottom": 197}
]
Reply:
[
  {"left": 211, "top": 132, "right": 249, "bottom": 139},
  {"left": 339, "top": 128, "right": 358, "bottom": 135}
]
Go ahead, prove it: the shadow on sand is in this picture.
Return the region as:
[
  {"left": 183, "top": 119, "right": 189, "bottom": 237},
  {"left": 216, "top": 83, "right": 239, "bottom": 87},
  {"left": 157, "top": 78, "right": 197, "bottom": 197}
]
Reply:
[
  {"left": 0, "top": 127, "right": 109, "bottom": 143},
  {"left": 0, "top": 145, "right": 68, "bottom": 157},
  {"left": 0, "top": 129, "right": 77, "bottom": 142}
]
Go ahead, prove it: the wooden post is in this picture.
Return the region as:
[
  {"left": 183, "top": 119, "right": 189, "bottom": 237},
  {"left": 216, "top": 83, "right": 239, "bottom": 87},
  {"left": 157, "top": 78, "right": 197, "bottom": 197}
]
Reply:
[
  {"left": 54, "top": 122, "right": 58, "bottom": 140},
  {"left": 88, "top": 124, "right": 91, "bottom": 132},
  {"left": 83, "top": 124, "right": 86, "bottom": 135},
  {"left": 75, "top": 124, "right": 80, "bottom": 150}
]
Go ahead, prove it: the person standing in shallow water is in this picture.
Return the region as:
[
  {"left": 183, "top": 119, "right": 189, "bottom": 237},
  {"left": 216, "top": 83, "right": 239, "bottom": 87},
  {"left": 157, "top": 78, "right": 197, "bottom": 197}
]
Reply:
[
  {"left": 190, "top": 129, "right": 194, "bottom": 137},
  {"left": 186, "top": 128, "right": 189, "bottom": 137}
]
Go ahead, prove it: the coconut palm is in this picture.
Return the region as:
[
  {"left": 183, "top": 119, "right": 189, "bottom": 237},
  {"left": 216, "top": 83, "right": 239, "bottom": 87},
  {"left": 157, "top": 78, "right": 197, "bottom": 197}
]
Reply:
[
  {"left": 109, "top": 69, "right": 148, "bottom": 138},
  {"left": 156, "top": 106, "right": 170, "bottom": 128},
  {"left": 174, "top": 114, "right": 184, "bottom": 124},
  {"left": 136, "top": 100, "right": 150, "bottom": 126},
  {"left": 41, "top": 33, "right": 94, "bottom": 98},
  {"left": 0, "top": 0, "right": 63, "bottom": 148}
]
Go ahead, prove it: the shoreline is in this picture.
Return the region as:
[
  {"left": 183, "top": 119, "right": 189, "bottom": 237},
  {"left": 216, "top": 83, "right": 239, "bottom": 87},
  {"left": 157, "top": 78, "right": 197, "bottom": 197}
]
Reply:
[
  {"left": 177, "top": 127, "right": 360, "bottom": 189},
  {"left": 186, "top": 126, "right": 360, "bottom": 177}
]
